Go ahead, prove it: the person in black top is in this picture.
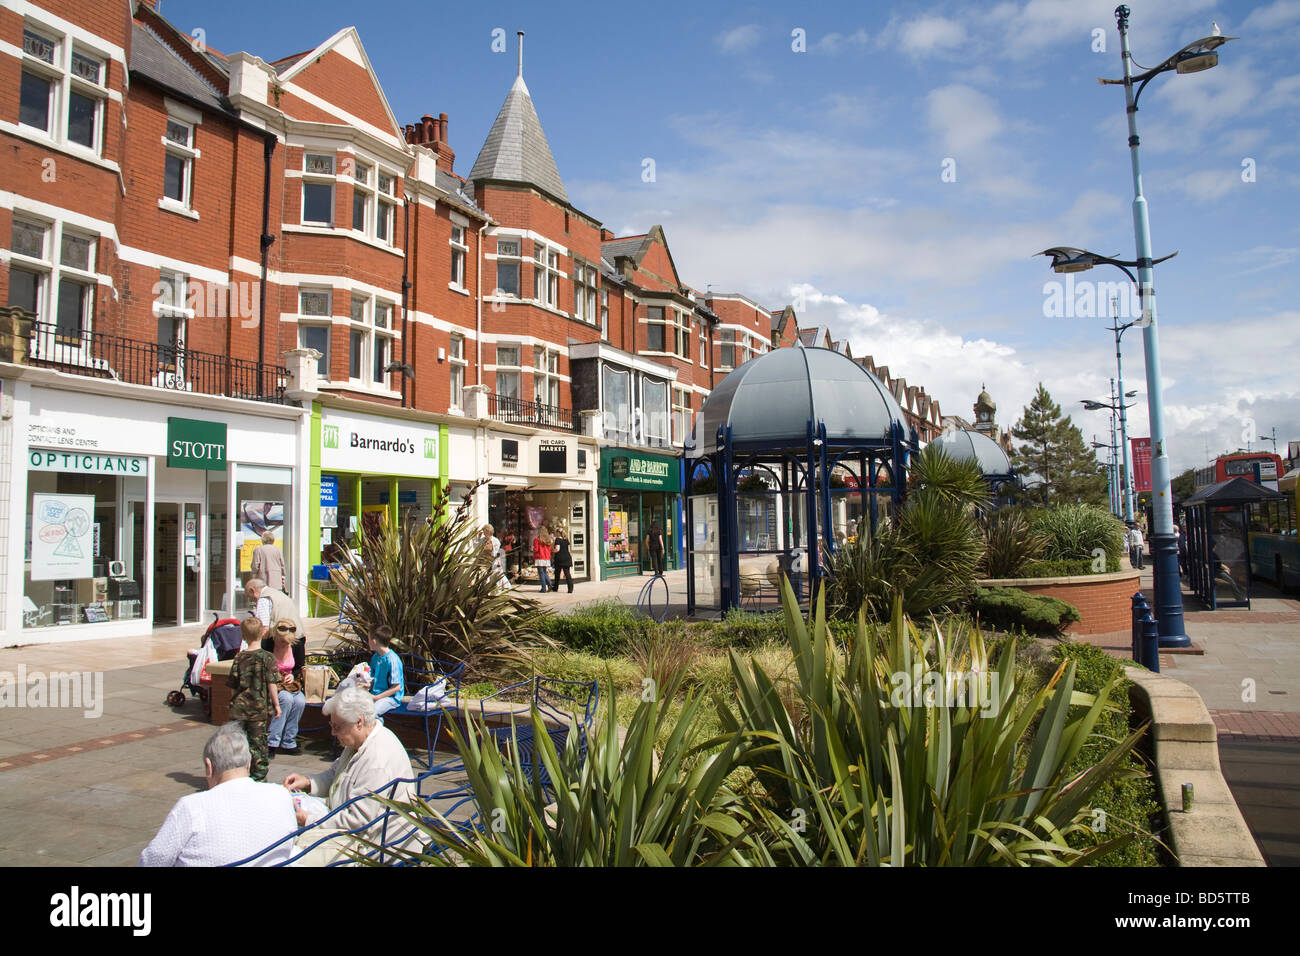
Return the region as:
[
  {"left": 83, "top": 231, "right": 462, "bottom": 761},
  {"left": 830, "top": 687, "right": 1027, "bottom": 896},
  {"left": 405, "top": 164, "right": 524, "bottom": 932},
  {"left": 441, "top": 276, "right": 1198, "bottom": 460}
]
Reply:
[
  {"left": 645, "top": 522, "right": 666, "bottom": 576},
  {"left": 552, "top": 523, "right": 574, "bottom": 594}
]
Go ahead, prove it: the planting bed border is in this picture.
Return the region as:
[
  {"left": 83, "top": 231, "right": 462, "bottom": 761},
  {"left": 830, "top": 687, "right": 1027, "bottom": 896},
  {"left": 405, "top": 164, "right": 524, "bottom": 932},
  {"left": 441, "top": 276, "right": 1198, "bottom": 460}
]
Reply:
[
  {"left": 976, "top": 569, "right": 1138, "bottom": 634},
  {"left": 1125, "top": 667, "right": 1265, "bottom": 867}
]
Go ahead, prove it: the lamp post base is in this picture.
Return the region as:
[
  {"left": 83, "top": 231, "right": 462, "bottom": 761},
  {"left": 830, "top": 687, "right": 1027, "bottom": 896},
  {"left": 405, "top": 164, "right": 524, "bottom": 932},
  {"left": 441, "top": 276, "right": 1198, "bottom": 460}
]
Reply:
[{"left": 1150, "top": 532, "right": 1191, "bottom": 648}]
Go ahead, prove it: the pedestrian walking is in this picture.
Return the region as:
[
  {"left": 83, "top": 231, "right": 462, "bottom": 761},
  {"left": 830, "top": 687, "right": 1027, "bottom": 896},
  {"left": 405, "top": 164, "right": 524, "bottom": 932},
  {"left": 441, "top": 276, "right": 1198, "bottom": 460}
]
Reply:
[
  {"left": 534, "top": 526, "right": 554, "bottom": 592},
  {"left": 228, "top": 618, "right": 281, "bottom": 782},
  {"left": 552, "top": 522, "right": 574, "bottom": 594},
  {"left": 1127, "top": 522, "right": 1145, "bottom": 570},
  {"left": 645, "top": 522, "right": 666, "bottom": 576},
  {"left": 249, "top": 530, "right": 286, "bottom": 592}
]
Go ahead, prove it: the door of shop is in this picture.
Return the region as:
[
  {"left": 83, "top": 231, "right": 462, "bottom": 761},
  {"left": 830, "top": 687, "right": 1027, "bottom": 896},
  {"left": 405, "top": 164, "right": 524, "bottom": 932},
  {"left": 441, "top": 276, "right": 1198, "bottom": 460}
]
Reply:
[{"left": 153, "top": 500, "right": 202, "bottom": 626}]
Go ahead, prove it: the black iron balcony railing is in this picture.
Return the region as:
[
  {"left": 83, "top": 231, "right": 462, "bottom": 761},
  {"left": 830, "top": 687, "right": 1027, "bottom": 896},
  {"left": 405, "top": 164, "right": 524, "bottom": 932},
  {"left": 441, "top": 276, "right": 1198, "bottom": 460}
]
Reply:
[
  {"left": 26, "top": 322, "right": 288, "bottom": 404},
  {"left": 488, "top": 393, "right": 574, "bottom": 430}
]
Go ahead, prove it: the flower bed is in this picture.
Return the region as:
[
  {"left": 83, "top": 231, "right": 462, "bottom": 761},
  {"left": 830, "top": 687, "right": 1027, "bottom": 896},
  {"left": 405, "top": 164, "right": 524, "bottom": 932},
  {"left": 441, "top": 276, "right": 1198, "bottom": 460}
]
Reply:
[{"left": 975, "top": 569, "right": 1140, "bottom": 634}]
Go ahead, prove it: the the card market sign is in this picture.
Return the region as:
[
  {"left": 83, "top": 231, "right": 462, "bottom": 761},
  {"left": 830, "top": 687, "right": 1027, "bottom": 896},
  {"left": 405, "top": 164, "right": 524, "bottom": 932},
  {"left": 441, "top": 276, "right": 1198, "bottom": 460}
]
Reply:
[
  {"left": 601, "top": 450, "right": 680, "bottom": 492},
  {"left": 320, "top": 408, "right": 439, "bottom": 478},
  {"left": 168, "top": 417, "right": 227, "bottom": 471}
]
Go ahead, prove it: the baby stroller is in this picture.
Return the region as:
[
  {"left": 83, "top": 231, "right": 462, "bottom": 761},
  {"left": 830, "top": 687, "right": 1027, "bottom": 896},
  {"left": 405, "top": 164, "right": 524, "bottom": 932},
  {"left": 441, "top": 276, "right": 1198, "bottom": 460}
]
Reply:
[{"left": 167, "top": 615, "right": 245, "bottom": 707}]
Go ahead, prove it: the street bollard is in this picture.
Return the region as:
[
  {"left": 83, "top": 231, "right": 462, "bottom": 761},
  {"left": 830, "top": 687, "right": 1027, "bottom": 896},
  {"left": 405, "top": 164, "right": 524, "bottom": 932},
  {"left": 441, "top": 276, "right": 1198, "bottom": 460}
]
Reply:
[
  {"left": 1140, "top": 610, "right": 1160, "bottom": 673},
  {"left": 1131, "top": 592, "right": 1149, "bottom": 662}
]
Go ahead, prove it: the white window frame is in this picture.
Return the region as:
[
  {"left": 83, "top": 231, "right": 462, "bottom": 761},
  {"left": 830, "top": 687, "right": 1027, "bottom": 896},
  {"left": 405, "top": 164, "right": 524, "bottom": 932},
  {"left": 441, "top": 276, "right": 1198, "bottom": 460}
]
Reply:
[
  {"left": 600, "top": 288, "right": 609, "bottom": 340},
  {"left": 533, "top": 346, "right": 560, "bottom": 410},
  {"left": 450, "top": 224, "right": 468, "bottom": 289},
  {"left": 602, "top": 365, "right": 632, "bottom": 442},
  {"left": 673, "top": 308, "right": 692, "bottom": 360},
  {"left": 494, "top": 239, "right": 522, "bottom": 298},
  {"left": 297, "top": 287, "right": 333, "bottom": 378},
  {"left": 17, "top": 26, "right": 108, "bottom": 158},
  {"left": 573, "top": 261, "right": 597, "bottom": 324},
  {"left": 642, "top": 376, "right": 670, "bottom": 446},
  {"left": 154, "top": 269, "right": 192, "bottom": 385},
  {"left": 160, "top": 102, "right": 200, "bottom": 215},
  {"left": 344, "top": 292, "right": 397, "bottom": 390},
  {"left": 533, "top": 241, "right": 560, "bottom": 308},
  {"left": 375, "top": 172, "right": 396, "bottom": 246},
  {"left": 302, "top": 153, "right": 336, "bottom": 226},
  {"left": 351, "top": 160, "right": 372, "bottom": 234},
  {"left": 672, "top": 386, "right": 692, "bottom": 446},
  {"left": 448, "top": 333, "right": 466, "bottom": 410},
  {"left": 495, "top": 342, "right": 522, "bottom": 399},
  {"left": 698, "top": 319, "right": 708, "bottom": 367},
  {"left": 719, "top": 329, "right": 736, "bottom": 369}
]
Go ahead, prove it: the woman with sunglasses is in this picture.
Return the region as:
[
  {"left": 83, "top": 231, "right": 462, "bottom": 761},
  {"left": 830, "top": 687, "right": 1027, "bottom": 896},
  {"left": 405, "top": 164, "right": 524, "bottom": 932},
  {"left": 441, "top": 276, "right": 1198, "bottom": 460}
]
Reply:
[{"left": 263, "top": 618, "right": 306, "bottom": 756}]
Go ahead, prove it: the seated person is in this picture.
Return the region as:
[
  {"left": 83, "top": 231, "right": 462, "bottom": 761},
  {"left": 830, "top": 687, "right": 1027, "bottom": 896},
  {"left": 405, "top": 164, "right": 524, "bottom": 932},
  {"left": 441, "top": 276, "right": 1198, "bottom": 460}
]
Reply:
[
  {"left": 282, "top": 687, "right": 415, "bottom": 866},
  {"left": 367, "top": 625, "right": 405, "bottom": 723},
  {"left": 138, "top": 723, "right": 297, "bottom": 867}
]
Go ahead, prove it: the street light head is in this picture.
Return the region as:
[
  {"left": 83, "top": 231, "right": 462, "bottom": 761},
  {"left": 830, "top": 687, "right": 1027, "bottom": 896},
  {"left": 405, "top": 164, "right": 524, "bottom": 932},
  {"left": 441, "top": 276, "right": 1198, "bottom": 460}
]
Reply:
[
  {"left": 1125, "top": 390, "right": 1138, "bottom": 397},
  {"left": 1172, "top": 35, "right": 1234, "bottom": 74},
  {"left": 1039, "top": 247, "right": 1095, "bottom": 273},
  {"left": 1081, "top": 400, "right": 1107, "bottom": 410}
]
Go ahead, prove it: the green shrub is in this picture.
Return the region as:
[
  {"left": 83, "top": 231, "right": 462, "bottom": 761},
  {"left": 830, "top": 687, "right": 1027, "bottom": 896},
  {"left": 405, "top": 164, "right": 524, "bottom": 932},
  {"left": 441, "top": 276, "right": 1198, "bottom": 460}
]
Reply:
[
  {"left": 536, "top": 598, "right": 644, "bottom": 655},
  {"left": 708, "top": 608, "right": 788, "bottom": 648},
  {"left": 1031, "top": 503, "right": 1125, "bottom": 567},
  {"left": 979, "top": 507, "right": 1050, "bottom": 578},
  {"left": 973, "top": 586, "right": 1081, "bottom": 634},
  {"left": 1020, "top": 556, "right": 1120, "bottom": 578},
  {"left": 1052, "top": 642, "right": 1162, "bottom": 866}
]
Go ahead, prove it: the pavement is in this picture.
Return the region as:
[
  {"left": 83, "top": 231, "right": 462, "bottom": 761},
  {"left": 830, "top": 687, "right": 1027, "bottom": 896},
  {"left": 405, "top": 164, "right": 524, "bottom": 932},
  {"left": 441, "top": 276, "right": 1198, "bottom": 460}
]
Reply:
[{"left": 0, "top": 565, "right": 1294, "bottom": 866}]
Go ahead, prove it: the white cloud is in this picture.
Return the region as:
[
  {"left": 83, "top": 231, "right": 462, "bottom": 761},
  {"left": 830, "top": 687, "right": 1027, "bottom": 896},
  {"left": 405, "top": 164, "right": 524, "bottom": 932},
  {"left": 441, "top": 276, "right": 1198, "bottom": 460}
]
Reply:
[
  {"left": 816, "top": 29, "right": 870, "bottom": 53},
  {"left": 1171, "top": 167, "right": 1245, "bottom": 202},
  {"left": 898, "top": 15, "right": 967, "bottom": 55},
  {"left": 1240, "top": 0, "right": 1300, "bottom": 37},
  {"left": 926, "top": 84, "right": 1004, "bottom": 154},
  {"left": 716, "top": 24, "right": 761, "bottom": 54}
]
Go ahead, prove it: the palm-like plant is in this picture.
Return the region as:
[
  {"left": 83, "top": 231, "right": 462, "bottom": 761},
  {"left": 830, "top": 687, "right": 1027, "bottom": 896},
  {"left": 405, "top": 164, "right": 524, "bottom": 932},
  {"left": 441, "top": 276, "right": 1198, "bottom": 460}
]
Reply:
[
  {"left": 317, "top": 483, "right": 546, "bottom": 679},
  {"left": 727, "top": 584, "right": 1146, "bottom": 865},
  {"left": 1031, "top": 503, "right": 1126, "bottom": 567},
  {"left": 979, "top": 507, "right": 1052, "bottom": 578}
]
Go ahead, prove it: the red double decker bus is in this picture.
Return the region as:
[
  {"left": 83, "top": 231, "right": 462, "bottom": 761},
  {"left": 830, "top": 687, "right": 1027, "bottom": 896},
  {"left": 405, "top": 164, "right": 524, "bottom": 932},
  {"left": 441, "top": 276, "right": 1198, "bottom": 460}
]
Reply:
[{"left": 1193, "top": 451, "right": 1282, "bottom": 490}]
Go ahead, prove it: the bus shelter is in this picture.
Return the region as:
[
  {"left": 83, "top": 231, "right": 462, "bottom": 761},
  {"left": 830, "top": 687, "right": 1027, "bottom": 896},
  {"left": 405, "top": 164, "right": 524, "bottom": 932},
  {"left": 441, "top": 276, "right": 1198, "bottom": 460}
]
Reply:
[
  {"left": 1181, "top": 477, "right": 1287, "bottom": 609},
  {"left": 684, "top": 346, "right": 913, "bottom": 615}
]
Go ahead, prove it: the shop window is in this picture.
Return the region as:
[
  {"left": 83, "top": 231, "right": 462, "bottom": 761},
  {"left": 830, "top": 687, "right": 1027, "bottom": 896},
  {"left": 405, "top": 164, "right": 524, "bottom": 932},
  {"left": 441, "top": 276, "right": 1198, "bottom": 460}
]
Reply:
[
  {"left": 23, "top": 465, "right": 146, "bottom": 628},
  {"left": 233, "top": 471, "right": 292, "bottom": 612}
]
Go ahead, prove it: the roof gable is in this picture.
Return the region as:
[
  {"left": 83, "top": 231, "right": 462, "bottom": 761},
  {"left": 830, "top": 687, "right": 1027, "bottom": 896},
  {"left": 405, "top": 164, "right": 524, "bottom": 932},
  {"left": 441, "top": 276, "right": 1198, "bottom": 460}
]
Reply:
[{"left": 274, "top": 28, "right": 404, "bottom": 143}]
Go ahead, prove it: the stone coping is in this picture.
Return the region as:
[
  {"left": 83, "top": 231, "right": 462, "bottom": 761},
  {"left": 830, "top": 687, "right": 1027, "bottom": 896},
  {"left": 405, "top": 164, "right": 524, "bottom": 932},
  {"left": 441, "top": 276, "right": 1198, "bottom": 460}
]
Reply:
[
  {"left": 1124, "top": 666, "right": 1266, "bottom": 867},
  {"left": 977, "top": 569, "right": 1140, "bottom": 588}
]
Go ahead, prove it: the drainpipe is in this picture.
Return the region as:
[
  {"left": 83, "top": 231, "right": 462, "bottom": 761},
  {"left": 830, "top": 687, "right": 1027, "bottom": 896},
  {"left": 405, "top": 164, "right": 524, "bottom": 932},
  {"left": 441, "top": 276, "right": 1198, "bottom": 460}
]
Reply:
[
  {"left": 476, "top": 221, "right": 487, "bottom": 386},
  {"left": 258, "top": 132, "right": 276, "bottom": 381},
  {"left": 401, "top": 197, "right": 412, "bottom": 408}
]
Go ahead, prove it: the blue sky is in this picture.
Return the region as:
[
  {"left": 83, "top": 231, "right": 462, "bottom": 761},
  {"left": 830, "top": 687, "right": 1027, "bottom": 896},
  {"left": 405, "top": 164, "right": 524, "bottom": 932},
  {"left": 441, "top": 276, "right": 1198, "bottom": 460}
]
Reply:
[{"left": 165, "top": 0, "right": 1300, "bottom": 473}]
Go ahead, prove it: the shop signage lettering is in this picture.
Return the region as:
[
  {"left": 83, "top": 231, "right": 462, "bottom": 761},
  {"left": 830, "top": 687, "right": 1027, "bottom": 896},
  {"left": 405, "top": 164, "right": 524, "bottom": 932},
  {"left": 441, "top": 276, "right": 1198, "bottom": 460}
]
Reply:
[
  {"left": 320, "top": 409, "right": 439, "bottom": 478},
  {"left": 538, "top": 441, "right": 567, "bottom": 475},
  {"left": 167, "top": 418, "right": 227, "bottom": 472},
  {"left": 603, "top": 451, "right": 680, "bottom": 492},
  {"left": 29, "top": 450, "right": 146, "bottom": 475},
  {"left": 501, "top": 439, "right": 519, "bottom": 466}
]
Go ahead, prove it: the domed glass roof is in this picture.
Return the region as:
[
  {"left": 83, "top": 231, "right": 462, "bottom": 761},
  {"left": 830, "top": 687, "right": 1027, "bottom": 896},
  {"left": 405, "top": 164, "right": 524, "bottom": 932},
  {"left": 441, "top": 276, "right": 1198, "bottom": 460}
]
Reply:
[
  {"left": 934, "top": 429, "right": 1013, "bottom": 477},
  {"left": 692, "top": 347, "right": 907, "bottom": 455}
]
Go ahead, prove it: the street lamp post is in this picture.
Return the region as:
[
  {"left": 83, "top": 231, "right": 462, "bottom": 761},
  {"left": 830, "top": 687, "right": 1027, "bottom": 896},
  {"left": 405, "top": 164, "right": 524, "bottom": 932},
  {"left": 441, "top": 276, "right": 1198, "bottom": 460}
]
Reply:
[
  {"left": 1109, "top": 306, "right": 1138, "bottom": 525},
  {"left": 1039, "top": 7, "right": 1233, "bottom": 649}
]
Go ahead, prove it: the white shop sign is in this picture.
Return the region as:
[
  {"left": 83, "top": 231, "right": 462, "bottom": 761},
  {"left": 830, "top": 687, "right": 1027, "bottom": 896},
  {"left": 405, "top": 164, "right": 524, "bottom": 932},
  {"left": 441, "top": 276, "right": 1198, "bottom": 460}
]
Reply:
[{"left": 320, "top": 408, "right": 439, "bottom": 478}]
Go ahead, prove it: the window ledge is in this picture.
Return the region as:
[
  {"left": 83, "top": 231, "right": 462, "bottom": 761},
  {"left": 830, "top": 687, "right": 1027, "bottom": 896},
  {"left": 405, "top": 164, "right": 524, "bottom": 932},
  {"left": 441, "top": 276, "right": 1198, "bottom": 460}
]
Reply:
[
  {"left": 158, "top": 198, "right": 199, "bottom": 220},
  {"left": 283, "top": 224, "right": 404, "bottom": 257},
  {"left": 448, "top": 283, "right": 471, "bottom": 296},
  {"left": 0, "top": 121, "right": 120, "bottom": 174}
]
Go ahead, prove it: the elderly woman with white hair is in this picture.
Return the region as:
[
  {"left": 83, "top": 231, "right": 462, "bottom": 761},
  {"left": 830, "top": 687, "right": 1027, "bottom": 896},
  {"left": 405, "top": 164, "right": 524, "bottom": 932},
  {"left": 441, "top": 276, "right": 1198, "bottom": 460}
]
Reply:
[{"left": 282, "top": 686, "right": 415, "bottom": 864}]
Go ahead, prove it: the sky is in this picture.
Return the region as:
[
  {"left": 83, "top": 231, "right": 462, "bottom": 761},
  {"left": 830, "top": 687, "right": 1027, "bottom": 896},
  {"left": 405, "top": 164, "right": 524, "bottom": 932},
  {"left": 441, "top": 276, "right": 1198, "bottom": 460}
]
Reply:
[{"left": 164, "top": 0, "right": 1300, "bottom": 474}]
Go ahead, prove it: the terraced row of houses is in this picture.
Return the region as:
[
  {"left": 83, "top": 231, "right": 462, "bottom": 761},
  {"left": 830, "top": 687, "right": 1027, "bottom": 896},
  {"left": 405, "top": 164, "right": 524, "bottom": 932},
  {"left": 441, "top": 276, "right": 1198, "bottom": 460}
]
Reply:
[{"left": 0, "top": 0, "right": 972, "bottom": 645}]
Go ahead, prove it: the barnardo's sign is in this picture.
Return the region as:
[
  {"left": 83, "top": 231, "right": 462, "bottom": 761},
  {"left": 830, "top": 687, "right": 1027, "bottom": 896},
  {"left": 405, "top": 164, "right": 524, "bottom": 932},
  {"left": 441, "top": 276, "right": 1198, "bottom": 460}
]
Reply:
[
  {"left": 320, "top": 408, "right": 439, "bottom": 478},
  {"left": 601, "top": 449, "right": 680, "bottom": 492},
  {"left": 167, "top": 417, "right": 227, "bottom": 471}
]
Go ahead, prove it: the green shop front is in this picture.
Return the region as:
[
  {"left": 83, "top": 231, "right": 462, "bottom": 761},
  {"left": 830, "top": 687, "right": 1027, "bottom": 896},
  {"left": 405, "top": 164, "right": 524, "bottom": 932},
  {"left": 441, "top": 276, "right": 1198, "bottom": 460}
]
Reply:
[
  {"left": 309, "top": 404, "right": 447, "bottom": 611},
  {"left": 599, "top": 449, "right": 681, "bottom": 578}
]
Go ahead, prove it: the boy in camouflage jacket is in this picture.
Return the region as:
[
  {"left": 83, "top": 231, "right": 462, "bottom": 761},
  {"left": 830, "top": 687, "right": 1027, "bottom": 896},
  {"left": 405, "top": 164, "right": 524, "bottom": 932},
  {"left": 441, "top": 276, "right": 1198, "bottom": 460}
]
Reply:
[{"left": 228, "top": 618, "right": 281, "bottom": 781}]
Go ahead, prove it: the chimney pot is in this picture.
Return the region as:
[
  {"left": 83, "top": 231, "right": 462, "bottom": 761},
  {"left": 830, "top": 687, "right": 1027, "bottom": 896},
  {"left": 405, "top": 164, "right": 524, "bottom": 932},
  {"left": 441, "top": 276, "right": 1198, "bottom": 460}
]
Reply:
[
  {"left": 420, "top": 115, "right": 435, "bottom": 143},
  {"left": 438, "top": 112, "right": 448, "bottom": 141}
]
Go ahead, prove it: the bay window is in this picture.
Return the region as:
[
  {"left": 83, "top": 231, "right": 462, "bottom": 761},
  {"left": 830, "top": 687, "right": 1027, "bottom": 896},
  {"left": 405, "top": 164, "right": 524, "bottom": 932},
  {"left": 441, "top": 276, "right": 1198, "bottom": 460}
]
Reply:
[
  {"left": 297, "top": 288, "right": 333, "bottom": 377},
  {"left": 495, "top": 238, "right": 521, "bottom": 297},
  {"left": 302, "top": 153, "right": 335, "bottom": 225},
  {"left": 534, "top": 347, "right": 560, "bottom": 409},
  {"left": 18, "top": 27, "right": 107, "bottom": 156},
  {"left": 643, "top": 378, "right": 669, "bottom": 446}
]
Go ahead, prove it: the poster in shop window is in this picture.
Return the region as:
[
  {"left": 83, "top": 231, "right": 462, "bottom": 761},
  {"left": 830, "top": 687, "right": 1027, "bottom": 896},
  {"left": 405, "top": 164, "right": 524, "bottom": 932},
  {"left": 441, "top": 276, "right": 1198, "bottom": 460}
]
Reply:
[
  {"left": 238, "top": 500, "right": 284, "bottom": 571},
  {"left": 31, "top": 493, "right": 95, "bottom": 581}
]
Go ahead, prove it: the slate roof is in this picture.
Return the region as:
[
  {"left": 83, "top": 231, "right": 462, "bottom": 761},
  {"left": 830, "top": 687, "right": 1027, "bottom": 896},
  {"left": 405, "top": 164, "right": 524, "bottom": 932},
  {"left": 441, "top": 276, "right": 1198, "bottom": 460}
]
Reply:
[
  {"left": 602, "top": 235, "right": 649, "bottom": 263},
  {"left": 467, "top": 75, "right": 568, "bottom": 202},
  {"left": 434, "top": 168, "right": 487, "bottom": 219},
  {"left": 130, "top": 23, "right": 231, "bottom": 115}
]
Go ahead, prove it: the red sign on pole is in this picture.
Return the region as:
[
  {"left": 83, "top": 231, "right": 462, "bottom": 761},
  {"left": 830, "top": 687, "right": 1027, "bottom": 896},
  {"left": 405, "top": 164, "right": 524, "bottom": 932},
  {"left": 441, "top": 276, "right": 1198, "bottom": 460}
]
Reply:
[{"left": 1130, "top": 437, "right": 1152, "bottom": 493}]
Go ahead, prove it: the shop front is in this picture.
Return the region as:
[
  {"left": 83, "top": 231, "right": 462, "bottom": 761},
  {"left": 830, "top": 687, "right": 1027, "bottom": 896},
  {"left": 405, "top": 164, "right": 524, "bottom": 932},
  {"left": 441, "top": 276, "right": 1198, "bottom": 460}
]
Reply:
[
  {"left": 309, "top": 404, "right": 447, "bottom": 609},
  {"left": 5, "top": 382, "right": 303, "bottom": 645},
  {"left": 486, "top": 431, "right": 595, "bottom": 585},
  {"left": 599, "top": 448, "right": 682, "bottom": 578}
]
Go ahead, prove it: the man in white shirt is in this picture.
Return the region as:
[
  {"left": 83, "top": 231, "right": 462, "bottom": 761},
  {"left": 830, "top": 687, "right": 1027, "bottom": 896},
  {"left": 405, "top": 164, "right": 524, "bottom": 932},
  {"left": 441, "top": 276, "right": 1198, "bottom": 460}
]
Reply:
[{"left": 138, "top": 723, "right": 298, "bottom": 867}]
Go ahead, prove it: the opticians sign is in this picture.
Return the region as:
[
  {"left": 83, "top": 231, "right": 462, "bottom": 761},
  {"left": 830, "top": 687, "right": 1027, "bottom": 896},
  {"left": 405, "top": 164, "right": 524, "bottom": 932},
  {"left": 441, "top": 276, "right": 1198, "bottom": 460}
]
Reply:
[
  {"left": 29, "top": 449, "right": 147, "bottom": 475},
  {"left": 320, "top": 408, "right": 439, "bottom": 478}
]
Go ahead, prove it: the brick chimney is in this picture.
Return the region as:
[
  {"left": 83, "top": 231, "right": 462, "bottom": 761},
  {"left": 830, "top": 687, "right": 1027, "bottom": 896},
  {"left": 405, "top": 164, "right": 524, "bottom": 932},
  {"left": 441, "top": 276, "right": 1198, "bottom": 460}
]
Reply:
[{"left": 404, "top": 112, "right": 455, "bottom": 175}]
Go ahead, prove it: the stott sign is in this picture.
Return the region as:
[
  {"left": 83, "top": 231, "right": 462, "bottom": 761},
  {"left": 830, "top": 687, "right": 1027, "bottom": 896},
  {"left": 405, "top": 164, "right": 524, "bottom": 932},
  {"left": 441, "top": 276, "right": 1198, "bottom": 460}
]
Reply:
[
  {"left": 167, "top": 418, "right": 227, "bottom": 471},
  {"left": 320, "top": 408, "right": 439, "bottom": 478}
]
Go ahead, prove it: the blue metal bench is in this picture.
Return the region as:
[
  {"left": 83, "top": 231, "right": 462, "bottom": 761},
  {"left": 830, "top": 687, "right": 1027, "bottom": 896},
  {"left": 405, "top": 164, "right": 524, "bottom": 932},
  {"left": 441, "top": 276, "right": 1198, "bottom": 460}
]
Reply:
[
  {"left": 478, "top": 677, "right": 598, "bottom": 798},
  {"left": 227, "top": 764, "right": 479, "bottom": 867}
]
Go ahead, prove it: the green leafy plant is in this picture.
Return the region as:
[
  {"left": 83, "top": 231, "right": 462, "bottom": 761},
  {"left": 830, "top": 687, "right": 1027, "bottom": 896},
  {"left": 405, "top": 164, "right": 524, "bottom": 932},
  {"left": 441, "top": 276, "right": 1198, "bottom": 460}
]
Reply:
[
  {"left": 536, "top": 598, "right": 645, "bottom": 655},
  {"left": 1031, "top": 503, "right": 1126, "bottom": 567},
  {"left": 316, "top": 483, "right": 546, "bottom": 680},
  {"left": 972, "top": 586, "right": 1081, "bottom": 635},
  {"left": 979, "top": 507, "right": 1051, "bottom": 579},
  {"left": 1020, "top": 557, "right": 1120, "bottom": 578}
]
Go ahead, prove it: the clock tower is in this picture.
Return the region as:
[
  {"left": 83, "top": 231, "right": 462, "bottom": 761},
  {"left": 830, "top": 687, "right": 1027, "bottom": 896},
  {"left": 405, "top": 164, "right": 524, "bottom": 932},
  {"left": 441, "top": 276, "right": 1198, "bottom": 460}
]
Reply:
[{"left": 973, "top": 386, "right": 997, "bottom": 437}]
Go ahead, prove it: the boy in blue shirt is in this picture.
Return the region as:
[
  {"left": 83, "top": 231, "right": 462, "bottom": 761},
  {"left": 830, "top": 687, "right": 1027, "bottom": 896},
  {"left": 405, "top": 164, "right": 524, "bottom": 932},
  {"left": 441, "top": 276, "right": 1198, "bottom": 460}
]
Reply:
[{"left": 367, "top": 625, "right": 405, "bottom": 723}]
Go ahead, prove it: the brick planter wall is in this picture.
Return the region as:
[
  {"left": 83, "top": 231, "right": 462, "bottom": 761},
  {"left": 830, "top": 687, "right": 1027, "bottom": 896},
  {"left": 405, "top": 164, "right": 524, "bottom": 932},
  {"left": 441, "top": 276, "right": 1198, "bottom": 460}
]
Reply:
[{"left": 976, "top": 570, "right": 1141, "bottom": 635}]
